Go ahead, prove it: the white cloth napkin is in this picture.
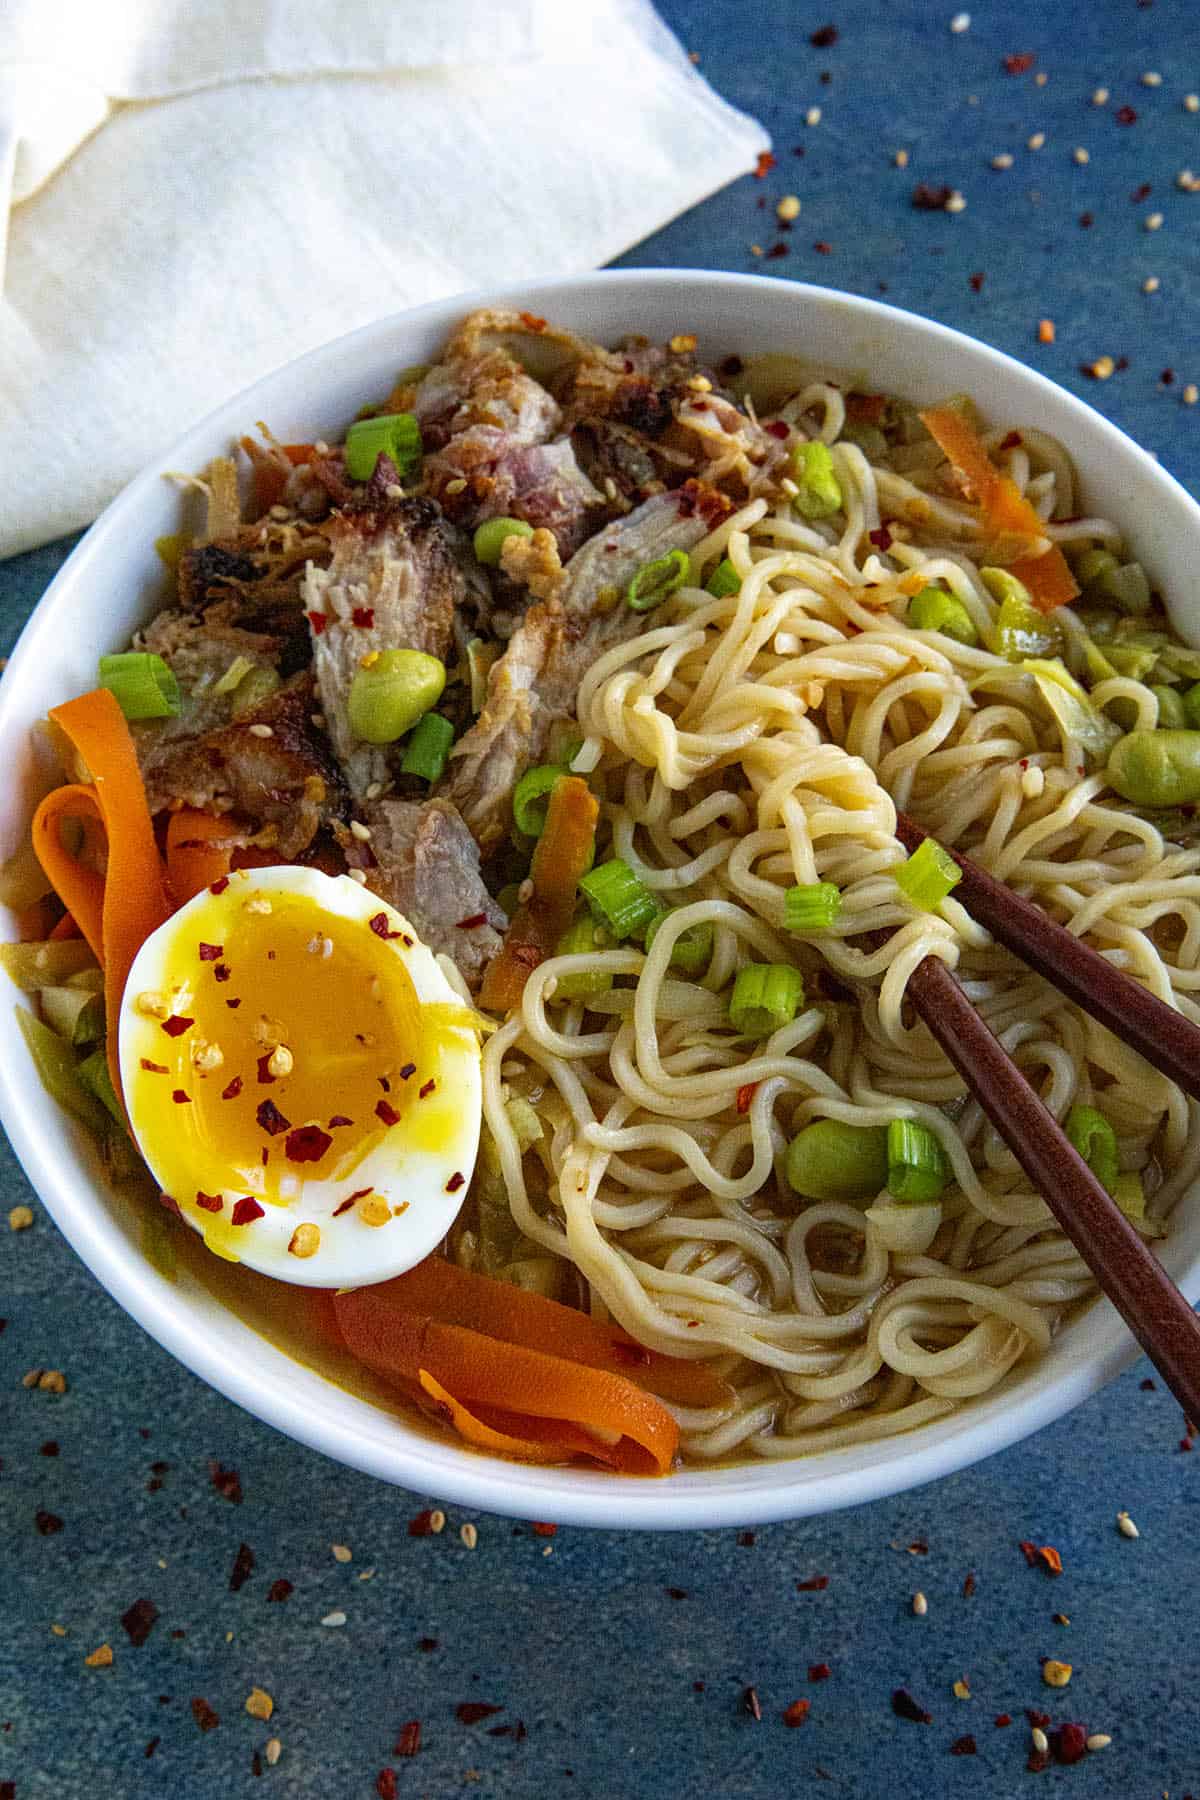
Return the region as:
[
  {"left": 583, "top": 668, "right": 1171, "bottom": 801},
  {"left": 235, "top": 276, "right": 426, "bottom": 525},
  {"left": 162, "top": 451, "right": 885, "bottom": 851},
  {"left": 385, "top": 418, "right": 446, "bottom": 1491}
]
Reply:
[{"left": 0, "top": 0, "right": 766, "bottom": 558}]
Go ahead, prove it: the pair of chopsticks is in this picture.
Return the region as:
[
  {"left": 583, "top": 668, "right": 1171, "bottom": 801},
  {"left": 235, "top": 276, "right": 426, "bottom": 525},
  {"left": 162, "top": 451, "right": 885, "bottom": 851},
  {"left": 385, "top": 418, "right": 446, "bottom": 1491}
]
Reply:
[{"left": 878, "top": 812, "right": 1200, "bottom": 1428}]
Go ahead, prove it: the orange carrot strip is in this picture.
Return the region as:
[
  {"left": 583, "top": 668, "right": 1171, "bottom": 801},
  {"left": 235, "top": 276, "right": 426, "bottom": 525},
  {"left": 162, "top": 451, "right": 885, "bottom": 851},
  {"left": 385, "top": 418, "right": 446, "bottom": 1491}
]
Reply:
[
  {"left": 417, "top": 1371, "right": 575, "bottom": 1465},
  {"left": 48, "top": 910, "right": 82, "bottom": 941},
  {"left": 919, "top": 406, "right": 1079, "bottom": 612},
  {"left": 480, "top": 775, "right": 598, "bottom": 1013},
  {"left": 372, "top": 1255, "right": 733, "bottom": 1410},
  {"left": 165, "top": 809, "right": 236, "bottom": 908},
  {"left": 333, "top": 1291, "right": 679, "bottom": 1475},
  {"left": 33, "top": 689, "right": 171, "bottom": 1105}
]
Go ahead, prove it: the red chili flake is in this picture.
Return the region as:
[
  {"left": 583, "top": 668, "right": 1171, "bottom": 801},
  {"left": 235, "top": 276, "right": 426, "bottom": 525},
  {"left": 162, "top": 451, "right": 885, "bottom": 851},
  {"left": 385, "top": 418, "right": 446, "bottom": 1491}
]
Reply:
[
  {"left": 139, "top": 1058, "right": 169, "bottom": 1075},
  {"left": 1158, "top": 376, "right": 1174, "bottom": 391},
  {"left": 969, "top": 271, "right": 985, "bottom": 292},
  {"left": 994, "top": 1713, "right": 1012, "bottom": 1728},
  {"left": 229, "top": 1542, "right": 255, "bottom": 1592},
  {"left": 256, "top": 1052, "right": 278, "bottom": 1085},
  {"left": 213, "top": 963, "right": 231, "bottom": 982},
  {"left": 1002, "top": 52, "right": 1036, "bottom": 74},
  {"left": 39, "top": 1441, "right": 59, "bottom": 1456},
  {"left": 220, "top": 1076, "right": 243, "bottom": 1101},
  {"left": 950, "top": 1735, "right": 977, "bottom": 1756},
  {"left": 813, "top": 240, "right": 833, "bottom": 254},
  {"left": 796, "top": 1574, "right": 829, "bottom": 1591},
  {"left": 807, "top": 1662, "right": 831, "bottom": 1682},
  {"left": 445, "top": 1171, "right": 465, "bottom": 1194},
  {"left": 35, "top": 1508, "right": 64, "bottom": 1535},
  {"left": 158, "top": 1192, "right": 182, "bottom": 1218},
  {"left": 418, "top": 1078, "right": 436, "bottom": 1099},
  {"left": 738, "top": 1531, "right": 756, "bottom": 1547},
  {"left": 352, "top": 607, "right": 375, "bottom": 629},
  {"left": 1028, "top": 1746, "right": 1050, "bottom": 1773},
  {"left": 398, "top": 1062, "right": 417, "bottom": 1081},
  {"left": 846, "top": 392, "right": 888, "bottom": 424},
  {"left": 753, "top": 151, "right": 777, "bottom": 179},
  {"left": 962, "top": 1570, "right": 977, "bottom": 1597},
  {"left": 256, "top": 1099, "right": 291, "bottom": 1136},
  {"left": 145, "top": 1738, "right": 160, "bottom": 1759},
  {"left": 1116, "top": 105, "right": 1138, "bottom": 125},
  {"left": 1052, "top": 1723, "right": 1088, "bottom": 1765},
  {"left": 736, "top": 1082, "right": 758, "bottom": 1115},
  {"left": 121, "top": 1598, "right": 159, "bottom": 1646},
  {"left": 743, "top": 1686, "right": 763, "bottom": 1721},
  {"left": 766, "top": 242, "right": 789, "bottom": 260},
  {"left": 171, "top": 1089, "right": 192, "bottom": 1105},
  {"left": 911, "top": 183, "right": 952, "bottom": 211},
  {"left": 417, "top": 1636, "right": 438, "bottom": 1651},
  {"left": 191, "top": 1697, "right": 220, "bottom": 1733},
  {"left": 208, "top": 875, "right": 230, "bottom": 895},
  {"left": 334, "top": 1186, "right": 373, "bottom": 1217},
  {"left": 375, "top": 1099, "right": 401, "bottom": 1127},
  {"left": 284, "top": 1125, "right": 332, "bottom": 1164},
  {"left": 868, "top": 525, "right": 894, "bottom": 551},
  {"left": 197, "top": 943, "right": 223, "bottom": 962},
  {"left": 161, "top": 1015, "right": 193, "bottom": 1037},
  {"left": 226, "top": 998, "right": 241, "bottom": 1009},
  {"left": 408, "top": 1508, "right": 437, "bottom": 1536},
  {"left": 1079, "top": 211, "right": 1094, "bottom": 228},
  {"left": 891, "top": 1688, "right": 932, "bottom": 1724},
  {"left": 194, "top": 1191, "right": 223, "bottom": 1214},
  {"left": 375, "top": 1771, "right": 397, "bottom": 1800},
  {"left": 999, "top": 430, "right": 1023, "bottom": 452},
  {"left": 395, "top": 1720, "right": 422, "bottom": 1757},
  {"left": 231, "top": 1197, "right": 265, "bottom": 1226},
  {"left": 1038, "top": 1546, "right": 1063, "bottom": 1575},
  {"left": 665, "top": 1587, "right": 688, "bottom": 1600},
  {"left": 369, "top": 912, "right": 400, "bottom": 940},
  {"left": 489, "top": 1721, "right": 528, "bottom": 1741},
  {"left": 456, "top": 912, "right": 488, "bottom": 929},
  {"left": 1131, "top": 182, "right": 1152, "bottom": 202},
  {"left": 783, "top": 1699, "right": 811, "bottom": 1728},
  {"left": 267, "top": 1578, "right": 293, "bottom": 1602},
  {"left": 456, "top": 1702, "right": 503, "bottom": 1725},
  {"left": 810, "top": 22, "right": 838, "bottom": 45},
  {"left": 519, "top": 310, "right": 547, "bottom": 331},
  {"left": 1026, "top": 1708, "right": 1051, "bottom": 1730},
  {"left": 1181, "top": 1437, "right": 1194, "bottom": 1452},
  {"left": 306, "top": 610, "right": 327, "bottom": 635},
  {"left": 532, "top": 1521, "right": 557, "bottom": 1538}
]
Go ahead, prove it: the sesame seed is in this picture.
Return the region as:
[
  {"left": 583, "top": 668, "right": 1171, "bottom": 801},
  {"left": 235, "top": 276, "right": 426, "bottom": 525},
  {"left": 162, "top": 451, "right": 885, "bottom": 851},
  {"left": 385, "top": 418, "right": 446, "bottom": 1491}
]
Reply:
[
  {"left": 429, "top": 1509, "right": 446, "bottom": 1534},
  {"left": 776, "top": 194, "right": 802, "bottom": 222},
  {"left": 950, "top": 11, "right": 970, "bottom": 31},
  {"left": 952, "top": 1678, "right": 970, "bottom": 1699},
  {"left": 385, "top": 483, "right": 405, "bottom": 499},
  {"left": 314, "top": 441, "right": 331, "bottom": 456},
  {"left": 1042, "top": 1659, "right": 1072, "bottom": 1687},
  {"left": 806, "top": 106, "right": 822, "bottom": 126},
  {"left": 331, "top": 1543, "right": 352, "bottom": 1563},
  {"left": 365, "top": 781, "right": 383, "bottom": 800},
  {"left": 1086, "top": 1733, "right": 1112, "bottom": 1750},
  {"left": 248, "top": 723, "right": 274, "bottom": 739},
  {"left": 265, "top": 1738, "right": 282, "bottom": 1766},
  {"left": 1143, "top": 275, "right": 1161, "bottom": 292},
  {"left": 1185, "top": 384, "right": 1200, "bottom": 406},
  {"left": 1089, "top": 354, "right": 1116, "bottom": 380},
  {"left": 517, "top": 878, "right": 534, "bottom": 904},
  {"left": 50, "top": 1623, "right": 67, "bottom": 1636},
  {"left": 1031, "top": 1727, "right": 1049, "bottom": 1754},
  {"left": 1145, "top": 211, "right": 1164, "bottom": 230},
  {"left": 1187, "top": 94, "right": 1200, "bottom": 113},
  {"left": 1073, "top": 147, "right": 1090, "bottom": 164},
  {"left": 268, "top": 503, "right": 290, "bottom": 521},
  {"left": 84, "top": 1643, "right": 114, "bottom": 1668},
  {"left": 687, "top": 374, "right": 713, "bottom": 392},
  {"left": 136, "top": 990, "right": 171, "bottom": 1019},
  {"left": 1027, "top": 131, "right": 1046, "bottom": 151},
  {"left": 9, "top": 1204, "right": 34, "bottom": 1231},
  {"left": 912, "top": 1591, "right": 928, "bottom": 1615},
  {"left": 1141, "top": 70, "right": 1163, "bottom": 87},
  {"left": 245, "top": 897, "right": 272, "bottom": 915},
  {"left": 320, "top": 1610, "right": 347, "bottom": 1627},
  {"left": 349, "top": 820, "right": 372, "bottom": 841},
  {"left": 1178, "top": 168, "right": 1200, "bottom": 192},
  {"left": 1034, "top": 71, "right": 1048, "bottom": 87},
  {"left": 945, "top": 190, "right": 967, "bottom": 213},
  {"left": 1117, "top": 1509, "right": 1140, "bottom": 1536},
  {"left": 991, "top": 152, "right": 1014, "bottom": 169},
  {"left": 894, "top": 148, "right": 910, "bottom": 167},
  {"left": 267, "top": 1044, "right": 293, "bottom": 1078},
  {"left": 1092, "top": 87, "right": 1110, "bottom": 106},
  {"left": 288, "top": 1223, "right": 320, "bottom": 1258},
  {"left": 245, "top": 1688, "right": 274, "bottom": 1721},
  {"left": 358, "top": 1196, "right": 391, "bottom": 1228},
  {"left": 460, "top": 1521, "right": 478, "bottom": 1550}
]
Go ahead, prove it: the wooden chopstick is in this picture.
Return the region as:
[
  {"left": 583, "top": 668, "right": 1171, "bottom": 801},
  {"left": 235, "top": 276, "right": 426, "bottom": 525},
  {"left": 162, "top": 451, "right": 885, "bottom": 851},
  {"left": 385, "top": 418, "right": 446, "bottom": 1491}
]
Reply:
[
  {"left": 896, "top": 811, "right": 1200, "bottom": 1105},
  {"left": 903, "top": 955, "right": 1200, "bottom": 1429}
]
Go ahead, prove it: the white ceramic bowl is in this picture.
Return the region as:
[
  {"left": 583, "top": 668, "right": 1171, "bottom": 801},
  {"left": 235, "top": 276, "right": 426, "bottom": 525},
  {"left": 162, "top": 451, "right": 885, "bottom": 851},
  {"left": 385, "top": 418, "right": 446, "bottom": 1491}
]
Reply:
[{"left": 4, "top": 270, "right": 1199, "bottom": 1530}]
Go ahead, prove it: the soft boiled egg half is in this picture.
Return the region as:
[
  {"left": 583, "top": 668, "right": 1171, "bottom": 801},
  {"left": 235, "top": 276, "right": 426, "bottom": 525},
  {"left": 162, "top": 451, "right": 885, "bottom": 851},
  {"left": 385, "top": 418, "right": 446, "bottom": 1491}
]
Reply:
[{"left": 117, "top": 866, "right": 483, "bottom": 1287}]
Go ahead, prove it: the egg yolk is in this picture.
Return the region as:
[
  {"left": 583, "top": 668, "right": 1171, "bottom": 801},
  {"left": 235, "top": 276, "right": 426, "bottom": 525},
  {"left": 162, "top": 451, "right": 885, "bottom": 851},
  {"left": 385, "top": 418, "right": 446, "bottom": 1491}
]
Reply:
[{"left": 149, "top": 894, "right": 425, "bottom": 1200}]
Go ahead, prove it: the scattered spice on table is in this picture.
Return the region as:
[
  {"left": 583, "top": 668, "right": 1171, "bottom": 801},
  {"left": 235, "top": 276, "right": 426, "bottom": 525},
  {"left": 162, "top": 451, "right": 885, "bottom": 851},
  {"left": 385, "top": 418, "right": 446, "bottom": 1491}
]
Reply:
[
  {"left": 120, "top": 1598, "right": 158, "bottom": 1647},
  {"left": 229, "top": 1542, "right": 255, "bottom": 1592},
  {"left": 208, "top": 1460, "right": 243, "bottom": 1504},
  {"left": 892, "top": 1689, "right": 933, "bottom": 1723},
  {"left": 191, "top": 1697, "right": 220, "bottom": 1732},
  {"left": 783, "top": 1698, "right": 811, "bottom": 1727}
]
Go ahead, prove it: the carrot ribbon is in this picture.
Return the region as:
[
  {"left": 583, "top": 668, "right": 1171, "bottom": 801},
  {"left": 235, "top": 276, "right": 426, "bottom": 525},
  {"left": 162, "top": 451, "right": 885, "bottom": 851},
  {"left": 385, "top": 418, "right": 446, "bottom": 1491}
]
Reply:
[
  {"left": 480, "top": 775, "right": 598, "bottom": 1014},
  {"left": 165, "top": 809, "right": 236, "bottom": 906},
  {"left": 33, "top": 688, "right": 171, "bottom": 1105},
  {"left": 919, "top": 406, "right": 1079, "bottom": 613}
]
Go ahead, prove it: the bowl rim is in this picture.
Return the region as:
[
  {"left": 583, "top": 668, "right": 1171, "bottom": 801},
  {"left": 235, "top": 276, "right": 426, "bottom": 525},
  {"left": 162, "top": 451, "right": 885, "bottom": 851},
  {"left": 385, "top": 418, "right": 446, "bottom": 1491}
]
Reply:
[{"left": 3, "top": 266, "right": 1198, "bottom": 1531}]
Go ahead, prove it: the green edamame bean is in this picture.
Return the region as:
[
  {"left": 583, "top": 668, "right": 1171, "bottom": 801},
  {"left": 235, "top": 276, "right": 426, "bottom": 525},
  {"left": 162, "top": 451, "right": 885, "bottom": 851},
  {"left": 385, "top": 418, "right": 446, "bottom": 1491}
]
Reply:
[
  {"left": 1106, "top": 729, "right": 1200, "bottom": 807},
  {"left": 348, "top": 649, "right": 446, "bottom": 745},
  {"left": 784, "top": 1121, "right": 889, "bottom": 1202},
  {"left": 1151, "top": 685, "right": 1188, "bottom": 730}
]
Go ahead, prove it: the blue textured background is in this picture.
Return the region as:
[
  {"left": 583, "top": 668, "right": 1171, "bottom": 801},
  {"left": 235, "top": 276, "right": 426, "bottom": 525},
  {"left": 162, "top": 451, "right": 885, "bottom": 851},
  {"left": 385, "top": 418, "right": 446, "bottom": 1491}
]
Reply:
[{"left": 3, "top": 3, "right": 1199, "bottom": 1794}]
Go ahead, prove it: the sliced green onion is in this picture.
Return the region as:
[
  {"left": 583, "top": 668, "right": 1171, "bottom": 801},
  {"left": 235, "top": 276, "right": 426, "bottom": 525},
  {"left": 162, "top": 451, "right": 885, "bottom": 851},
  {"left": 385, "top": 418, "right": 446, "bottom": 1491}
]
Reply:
[
  {"left": 626, "top": 549, "right": 690, "bottom": 612},
  {"left": 1153, "top": 684, "right": 1188, "bottom": 729},
  {"left": 790, "top": 440, "right": 843, "bottom": 521},
  {"left": 229, "top": 666, "right": 281, "bottom": 716},
  {"left": 907, "top": 586, "right": 978, "bottom": 647},
  {"left": 212, "top": 654, "right": 255, "bottom": 697},
  {"left": 1183, "top": 682, "right": 1200, "bottom": 731},
  {"left": 1073, "top": 546, "right": 1119, "bottom": 588},
  {"left": 1065, "top": 1103, "right": 1119, "bottom": 1193},
  {"left": 784, "top": 882, "right": 842, "bottom": 931},
  {"left": 343, "top": 412, "right": 422, "bottom": 483},
  {"left": 98, "top": 652, "right": 180, "bottom": 721},
  {"left": 400, "top": 711, "right": 455, "bottom": 782},
  {"left": 580, "top": 858, "right": 660, "bottom": 940},
  {"left": 77, "top": 1047, "right": 125, "bottom": 1126},
  {"left": 16, "top": 1007, "right": 109, "bottom": 1134},
  {"left": 512, "top": 764, "right": 568, "bottom": 838},
  {"left": 1112, "top": 1170, "right": 1156, "bottom": 1228},
  {"left": 1076, "top": 548, "right": 1152, "bottom": 615},
  {"left": 348, "top": 649, "right": 445, "bottom": 745},
  {"left": 473, "top": 516, "right": 535, "bottom": 566},
  {"left": 983, "top": 569, "right": 1062, "bottom": 662},
  {"left": 865, "top": 1196, "right": 943, "bottom": 1254},
  {"left": 785, "top": 1120, "right": 888, "bottom": 1202},
  {"left": 705, "top": 558, "right": 742, "bottom": 598},
  {"left": 495, "top": 882, "right": 522, "bottom": 920},
  {"left": 1156, "top": 642, "right": 1200, "bottom": 683},
  {"left": 886, "top": 1118, "right": 949, "bottom": 1204},
  {"left": 1024, "top": 659, "right": 1123, "bottom": 758},
  {"left": 155, "top": 533, "right": 186, "bottom": 571},
  {"left": 728, "top": 962, "right": 805, "bottom": 1037},
  {"left": 552, "top": 915, "right": 613, "bottom": 1000},
  {"left": 40, "top": 985, "right": 104, "bottom": 1046},
  {"left": 839, "top": 420, "right": 889, "bottom": 461},
  {"left": 894, "top": 837, "right": 962, "bottom": 912},
  {"left": 0, "top": 939, "right": 97, "bottom": 991},
  {"left": 643, "top": 910, "right": 714, "bottom": 974}
]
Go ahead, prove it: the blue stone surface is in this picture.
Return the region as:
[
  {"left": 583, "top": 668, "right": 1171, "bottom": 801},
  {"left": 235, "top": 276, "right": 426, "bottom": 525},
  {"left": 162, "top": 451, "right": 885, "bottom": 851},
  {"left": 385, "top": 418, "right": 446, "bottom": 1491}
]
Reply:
[{"left": 2, "top": 3, "right": 1198, "bottom": 1793}]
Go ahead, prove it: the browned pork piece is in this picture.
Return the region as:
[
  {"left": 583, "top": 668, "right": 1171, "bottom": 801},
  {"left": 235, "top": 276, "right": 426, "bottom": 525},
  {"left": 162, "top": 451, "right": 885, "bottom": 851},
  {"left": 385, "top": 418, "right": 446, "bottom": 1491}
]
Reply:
[
  {"left": 360, "top": 797, "right": 506, "bottom": 990},
  {"left": 300, "top": 496, "right": 473, "bottom": 798},
  {"left": 438, "top": 483, "right": 730, "bottom": 857}
]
